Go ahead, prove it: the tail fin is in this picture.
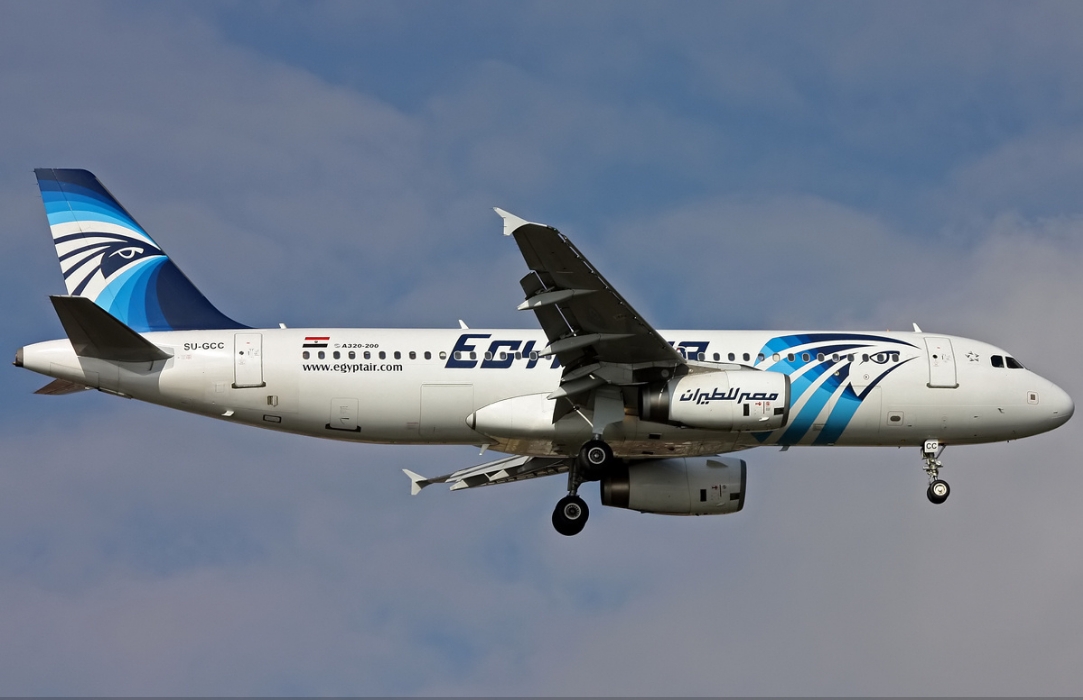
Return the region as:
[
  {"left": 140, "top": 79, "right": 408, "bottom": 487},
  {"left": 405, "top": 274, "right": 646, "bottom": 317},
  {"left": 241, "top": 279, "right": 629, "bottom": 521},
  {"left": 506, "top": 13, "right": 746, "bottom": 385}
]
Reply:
[{"left": 34, "top": 168, "right": 245, "bottom": 332}]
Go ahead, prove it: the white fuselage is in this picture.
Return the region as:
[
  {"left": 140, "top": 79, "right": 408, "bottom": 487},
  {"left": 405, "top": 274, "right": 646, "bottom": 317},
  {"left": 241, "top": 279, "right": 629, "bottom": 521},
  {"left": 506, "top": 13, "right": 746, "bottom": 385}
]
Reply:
[{"left": 19, "top": 327, "right": 1073, "bottom": 458}]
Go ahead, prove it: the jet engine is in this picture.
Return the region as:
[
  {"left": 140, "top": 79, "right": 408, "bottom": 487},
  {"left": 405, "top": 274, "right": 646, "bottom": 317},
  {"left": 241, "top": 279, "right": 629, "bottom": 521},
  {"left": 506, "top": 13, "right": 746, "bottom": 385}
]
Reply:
[
  {"left": 600, "top": 456, "right": 746, "bottom": 515},
  {"left": 640, "top": 370, "right": 789, "bottom": 431}
]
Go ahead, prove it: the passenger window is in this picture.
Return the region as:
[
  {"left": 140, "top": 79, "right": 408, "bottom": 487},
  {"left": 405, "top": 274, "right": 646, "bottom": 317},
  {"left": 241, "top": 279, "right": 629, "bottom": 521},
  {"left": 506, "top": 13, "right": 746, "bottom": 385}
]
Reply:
[
  {"left": 697, "top": 352, "right": 705, "bottom": 361},
  {"left": 713, "top": 352, "right": 720, "bottom": 361},
  {"left": 470, "top": 351, "right": 477, "bottom": 360},
  {"left": 515, "top": 352, "right": 522, "bottom": 360},
  {"left": 728, "top": 352, "right": 735, "bottom": 361},
  {"left": 364, "top": 351, "right": 371, "bottom": 360},
  {"left": 743, "top": 353, "right": 750, "bottom": 362},
  {"left": 847, "top": 354, "right": 854, "bottom": 362},
  {"left": 318, "top": 351, "right": 325, "bottom": 360},
  {"left": 772, "top": 353, "right": 780, "bottom": 362},
  {"left": 991, "top": 355, "right": 1004, "bottom": 368},
  {"left": 892, "top": 353, "right": 899, "bottom": 362},
  {"left": 424, "top": 351, "right": 431, "bottom": 360},
  {"left": 302, "top": 351, "right": 310, "bottom": 360},
  {"left": 802, "top": 353, "right": 810, "bottom": 362},
  {"left": 379, "top": 351, "right": 386, "bottom": 360},
  {"left": 757, "top": 353, "right": 765, "bottom": 362},
  {"left": 817, "top": 353, "right": 825, "bottom": 361},
  {"left": 333, "top": 351, "right": 340, "bottom": 360},
  {"left": 348, "top": 351, "right": 355, "bottom": 360},
  {"left": 862, "top": 354, "right": 869, "bottom": 362},
  {"left": 484, "top": 352, "right": 492, "bottom": 360},
  {"left": 394, "top": 351, "right": 401, "bottom": 360},
  {"left": 439, "top": 351, "right": 446, "bottom": 360},
  {"left": 453, "top": 351, "right": 461, "bottom": 360},
  {"left": 832, "top": 353, "right": 839, "bottom": 362},
  {"left": 1006, "top": 356, "right": 1024, "bottom": 369},
  {"left": 787, "top": 353, "right": 795, "bottom": 362},
  {"left": 530, "top": 351, "right": 539, "bottom": 361},
  {"left": 409, "top": 351, "right": 416, "bottom": 360}
]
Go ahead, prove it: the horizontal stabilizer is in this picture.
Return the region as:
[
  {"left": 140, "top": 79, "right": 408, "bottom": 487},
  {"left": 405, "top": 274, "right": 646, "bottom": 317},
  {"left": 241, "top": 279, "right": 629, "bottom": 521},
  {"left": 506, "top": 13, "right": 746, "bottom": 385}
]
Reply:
[
  {"left": 50, "top": 295, "right": 171, "bottom": 363},
  {"left": 34, "top": 378, "right": 92, "bottom": 395}
]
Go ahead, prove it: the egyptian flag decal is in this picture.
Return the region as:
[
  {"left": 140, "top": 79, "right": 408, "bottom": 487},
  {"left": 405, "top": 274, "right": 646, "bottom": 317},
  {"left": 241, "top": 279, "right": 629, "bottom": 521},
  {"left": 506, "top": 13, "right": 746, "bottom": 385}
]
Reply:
[{"left": 303, "top": 336, "right": 330, "bottom": 348}]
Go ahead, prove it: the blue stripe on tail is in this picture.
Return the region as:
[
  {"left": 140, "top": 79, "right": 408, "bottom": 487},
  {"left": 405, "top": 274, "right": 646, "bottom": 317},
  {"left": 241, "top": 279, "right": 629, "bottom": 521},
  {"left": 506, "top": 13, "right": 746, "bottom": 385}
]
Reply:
[{"left": 35, "top": 168, "right": 245, "bottom": 332}]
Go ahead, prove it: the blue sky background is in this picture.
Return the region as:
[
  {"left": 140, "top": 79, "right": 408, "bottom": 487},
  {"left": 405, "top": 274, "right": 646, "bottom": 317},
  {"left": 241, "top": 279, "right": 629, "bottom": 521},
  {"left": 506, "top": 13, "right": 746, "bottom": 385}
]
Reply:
[{"left": 4, "top": 1, "right": 1083, "bottom": 694}]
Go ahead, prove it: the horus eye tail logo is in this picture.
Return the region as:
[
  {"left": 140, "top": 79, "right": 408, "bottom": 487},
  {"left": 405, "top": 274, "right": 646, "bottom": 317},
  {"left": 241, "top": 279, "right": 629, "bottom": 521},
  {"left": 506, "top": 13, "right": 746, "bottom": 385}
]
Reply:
[{"left": 36, "top": 169, "right": 245, "bottom": 332}]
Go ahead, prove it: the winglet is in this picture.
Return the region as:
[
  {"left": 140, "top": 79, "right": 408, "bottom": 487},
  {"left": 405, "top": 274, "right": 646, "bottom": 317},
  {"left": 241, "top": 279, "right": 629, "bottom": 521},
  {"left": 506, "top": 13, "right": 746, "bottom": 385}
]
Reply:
[
  {"left": 913, "top": 323, "right": 923, "bottom": 333},
  {"left": 493, "top": 207, "right": 532, "bottom": 236},
  {"left": 403, "top": 469, "right": 430, "bottom": 496}
]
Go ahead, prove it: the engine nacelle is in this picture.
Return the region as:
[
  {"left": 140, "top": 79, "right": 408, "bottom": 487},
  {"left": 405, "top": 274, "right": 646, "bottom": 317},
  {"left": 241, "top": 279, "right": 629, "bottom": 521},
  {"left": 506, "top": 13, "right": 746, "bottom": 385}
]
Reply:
[
  {"left": 640, "top": 370, "right": 789, "bottom": 431},
  {"left": 600, "top": 456, "right": 746, "bottom": 515},
  {"left": 467, "top": 393, "right": 592, "bottom": 442}
]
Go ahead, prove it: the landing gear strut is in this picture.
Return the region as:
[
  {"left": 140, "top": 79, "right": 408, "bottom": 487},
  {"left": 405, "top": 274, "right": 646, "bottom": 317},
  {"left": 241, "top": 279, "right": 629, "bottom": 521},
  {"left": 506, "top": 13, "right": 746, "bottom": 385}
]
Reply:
[
  {"left": 922, "top": 439, "right": 950, "bottom": 505},
  {"left": 551, "top": 438, "right": 615, "bottom": 536}
]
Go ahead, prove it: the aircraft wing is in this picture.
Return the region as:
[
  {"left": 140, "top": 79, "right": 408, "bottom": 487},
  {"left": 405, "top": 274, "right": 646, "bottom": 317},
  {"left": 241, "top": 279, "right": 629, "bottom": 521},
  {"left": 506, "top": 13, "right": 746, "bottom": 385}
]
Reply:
[
  {"left": 34, "top": 378, "right": 93, "bottom": 395},
  {"left": 496, "top": 209, "right": 685, "bottom": 400},
  {"left": 404, "top": 454, "right": 570, "bottom": 495}
]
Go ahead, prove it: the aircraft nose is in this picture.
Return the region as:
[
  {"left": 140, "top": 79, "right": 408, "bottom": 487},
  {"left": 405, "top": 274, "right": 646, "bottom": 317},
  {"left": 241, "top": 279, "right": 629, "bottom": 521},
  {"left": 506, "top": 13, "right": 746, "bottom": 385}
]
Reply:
[{"left": 1048, "top": 382, "right": 1074, "bottom": 428}]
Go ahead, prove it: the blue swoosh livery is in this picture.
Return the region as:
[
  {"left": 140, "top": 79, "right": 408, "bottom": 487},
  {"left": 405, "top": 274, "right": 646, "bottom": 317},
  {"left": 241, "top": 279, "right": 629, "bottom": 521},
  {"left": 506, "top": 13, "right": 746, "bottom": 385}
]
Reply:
[
  {"left": 753, "top": 333, "right": 918, "bottom": 445},
  {"left": 35, "top": 168, "right": 244, "bottom": 332}
]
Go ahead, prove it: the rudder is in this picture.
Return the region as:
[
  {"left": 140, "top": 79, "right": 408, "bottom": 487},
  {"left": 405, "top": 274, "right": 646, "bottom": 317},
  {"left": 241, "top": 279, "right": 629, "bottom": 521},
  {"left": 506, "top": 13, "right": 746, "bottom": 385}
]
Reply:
[{"left": 35, "top": 168, "right": 245, "bottom": 332}]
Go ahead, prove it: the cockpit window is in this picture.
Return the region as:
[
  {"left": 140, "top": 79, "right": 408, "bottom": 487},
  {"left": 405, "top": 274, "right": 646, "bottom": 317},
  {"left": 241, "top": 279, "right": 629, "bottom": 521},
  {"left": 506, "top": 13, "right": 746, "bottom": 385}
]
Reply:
[
  {"left": 1006, "top": 356, "right": 1024, "bottom": 369},
  {"left": 990, "top": 355, "right": 1004, "bottom": 368}
]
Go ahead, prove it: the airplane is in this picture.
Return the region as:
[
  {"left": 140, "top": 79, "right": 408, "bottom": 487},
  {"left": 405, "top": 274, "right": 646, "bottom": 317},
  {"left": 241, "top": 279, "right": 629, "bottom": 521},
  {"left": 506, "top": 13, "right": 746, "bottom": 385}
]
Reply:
[{"left": 14, "top": 169, "right": 1075, "bottom": 536}]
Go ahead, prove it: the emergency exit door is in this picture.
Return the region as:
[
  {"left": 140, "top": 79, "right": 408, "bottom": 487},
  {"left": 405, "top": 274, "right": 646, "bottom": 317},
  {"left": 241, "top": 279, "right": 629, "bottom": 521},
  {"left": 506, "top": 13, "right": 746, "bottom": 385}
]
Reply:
[
  {"left": 233, "top": 333, "right": 265, "bottom": 388},
  {"left": 924, "top": 337, "right": 958, "bottom": 388}
]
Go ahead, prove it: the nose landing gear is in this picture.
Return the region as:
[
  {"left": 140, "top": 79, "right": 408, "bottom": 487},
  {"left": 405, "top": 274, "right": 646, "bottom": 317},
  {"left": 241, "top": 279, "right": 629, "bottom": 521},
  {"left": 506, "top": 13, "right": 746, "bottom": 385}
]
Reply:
[
  {"left": 551, "top": 437, "right": 616, "bottom": 536},
  {"left": 922, "top": 439, "right": 950, "bottom": 504}
]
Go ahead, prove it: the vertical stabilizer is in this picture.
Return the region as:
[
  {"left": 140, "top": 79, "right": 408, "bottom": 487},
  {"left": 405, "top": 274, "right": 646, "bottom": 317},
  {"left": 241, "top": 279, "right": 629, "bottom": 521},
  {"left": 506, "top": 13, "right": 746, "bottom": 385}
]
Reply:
[{"left": 35, "top": 168, "right": 244, "bottom": 332}]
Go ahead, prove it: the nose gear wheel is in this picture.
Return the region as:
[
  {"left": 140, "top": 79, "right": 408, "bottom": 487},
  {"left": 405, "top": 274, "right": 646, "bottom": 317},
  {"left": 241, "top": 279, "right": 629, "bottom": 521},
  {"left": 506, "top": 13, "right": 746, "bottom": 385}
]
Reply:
[{"left": 921, "top": 440, "right": 950, "bottom": 504}]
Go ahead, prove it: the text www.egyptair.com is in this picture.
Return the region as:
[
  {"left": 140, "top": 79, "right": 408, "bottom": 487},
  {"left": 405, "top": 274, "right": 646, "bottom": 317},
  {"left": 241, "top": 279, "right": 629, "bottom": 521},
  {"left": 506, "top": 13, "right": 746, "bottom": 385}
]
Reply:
[{"left": 302, "top": 363, "right": 404, "bottom": 373}]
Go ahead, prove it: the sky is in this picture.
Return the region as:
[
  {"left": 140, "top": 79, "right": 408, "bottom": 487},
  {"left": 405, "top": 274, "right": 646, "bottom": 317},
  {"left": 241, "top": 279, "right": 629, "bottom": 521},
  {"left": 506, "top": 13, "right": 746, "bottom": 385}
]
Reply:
[{"left": 3, "top": 0, "right": 1083, "bottom": 695}]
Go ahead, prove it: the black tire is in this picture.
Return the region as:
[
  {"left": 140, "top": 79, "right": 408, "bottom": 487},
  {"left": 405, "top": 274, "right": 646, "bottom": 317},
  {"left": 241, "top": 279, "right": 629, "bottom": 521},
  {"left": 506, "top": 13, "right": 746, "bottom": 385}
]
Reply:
[
  {"left": 552, "top": 494, "right": 590, "bottom": 536},
  {"left": 927, "top": 479, "right": 950, "bottom": 504},
  {"left": 578, "top": 439, "right": 614, "bottom": 472}
]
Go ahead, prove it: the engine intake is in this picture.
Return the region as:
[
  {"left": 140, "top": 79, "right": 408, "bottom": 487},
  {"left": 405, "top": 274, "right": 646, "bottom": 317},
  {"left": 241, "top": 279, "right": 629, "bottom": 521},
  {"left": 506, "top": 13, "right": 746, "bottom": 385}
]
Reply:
[
  {"left": 600, "top": 456, "right": 746, "bottom": 515},
  {"left": 640, "top": 370, "right": 790, "bottom": 431}
]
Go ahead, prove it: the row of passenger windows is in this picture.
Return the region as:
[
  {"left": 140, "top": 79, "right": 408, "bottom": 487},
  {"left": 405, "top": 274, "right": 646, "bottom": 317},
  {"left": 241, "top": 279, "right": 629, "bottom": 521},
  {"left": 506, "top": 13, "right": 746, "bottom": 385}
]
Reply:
[
  {"left": 453, "top": 351, "right": 541, "bottom": 361},
  {"left": 692, "top": 351, "right": 900, "bottom": 364},
  {"left": 302, "top": 348, "right": 903, "bottom": 364},
  {"left": 990, "top": 355, "right": 1024, "bottom": 369},
  {"left": 302, "top": 350, "right": 443, "bottom": 361}
]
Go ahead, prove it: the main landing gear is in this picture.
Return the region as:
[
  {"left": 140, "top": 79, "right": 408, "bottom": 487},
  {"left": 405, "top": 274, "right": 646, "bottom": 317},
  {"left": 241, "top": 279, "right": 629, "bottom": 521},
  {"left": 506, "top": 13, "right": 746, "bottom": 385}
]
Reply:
[
  {"left": 551, "top": 438, "right": 615, "bottom": 536},
  {"left": 922, "top": 439, "right": 950, "bottom": 505}
]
